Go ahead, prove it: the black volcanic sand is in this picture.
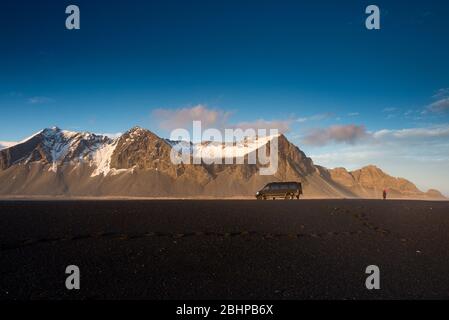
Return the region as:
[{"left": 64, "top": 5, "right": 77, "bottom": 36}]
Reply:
[{"left": 0, "top": 199, "right": 448, "bottom": 300}]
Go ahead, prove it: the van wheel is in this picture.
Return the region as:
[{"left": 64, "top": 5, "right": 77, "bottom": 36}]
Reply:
[{"left": 263, "top": 196, "right": 267, "bottom": 200}]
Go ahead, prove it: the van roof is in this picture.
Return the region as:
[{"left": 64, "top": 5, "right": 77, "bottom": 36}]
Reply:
[{"left": 268, "top": 181, "right": 301, "bottom": 185}]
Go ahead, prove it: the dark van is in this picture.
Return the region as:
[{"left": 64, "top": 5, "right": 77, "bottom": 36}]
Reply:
[{"left": 256, "top": 182, "right": 303, "bottom": 200}]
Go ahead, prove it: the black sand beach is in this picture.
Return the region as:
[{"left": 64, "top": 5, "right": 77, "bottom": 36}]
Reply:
[{"left": 1, "top": 199, "right": 448, "bottom": 299}]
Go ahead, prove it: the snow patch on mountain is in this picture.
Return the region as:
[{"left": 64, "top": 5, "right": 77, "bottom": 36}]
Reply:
[
  {"left": 198, "top": 134, "right": 279, "bottom": 159},
  {"left": 90, "top": 139, "right": 120, "bottom": 177},
  {"left": 0, "top": 141, "right": 17, "bottom": 150},
  {"left": 168, "top": 134, "right": 280, "bottom": 160},
  {"left": 18, "top": 129, "right": 45, "bottom": 144}
]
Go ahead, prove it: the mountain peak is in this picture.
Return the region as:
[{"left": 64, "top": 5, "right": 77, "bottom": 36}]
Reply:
[
  {"left": 355, "top": 165, "right": 384, "bottom": 174},
  {"left": 362, "top": 164, "right": 380, "bottom": 170},
  {"left": 124, "top": 126, "right": 150, "bottom": 137},
  {"left": 44, "top": 126, "right": 61, "bottom": 132},
  {"left": 127, "top": 126, "right": 147, "bottom": 133},
  {"left": 122, "top": 126, "right": 163, "bottom": 142}
]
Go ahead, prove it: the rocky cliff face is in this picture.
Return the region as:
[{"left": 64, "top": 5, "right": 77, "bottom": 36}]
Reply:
[{"left": 0, "top": 127, "right": 445, "bottom": 199}]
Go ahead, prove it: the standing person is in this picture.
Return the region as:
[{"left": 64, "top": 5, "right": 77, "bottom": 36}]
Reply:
[{"left": 383, "top": 189, "right": 387, "bottom": 200}]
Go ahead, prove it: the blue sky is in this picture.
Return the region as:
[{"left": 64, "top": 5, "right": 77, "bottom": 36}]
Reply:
[{"left": 1, "top": 0, "right": 449, "bottom": 194}]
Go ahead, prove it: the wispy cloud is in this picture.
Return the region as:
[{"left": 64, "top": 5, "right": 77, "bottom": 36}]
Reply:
[
  {"left": 382, "top": 107, "right": 397, "bottom": 113},
  {"left": 7, "top": 91, "right": 23, "bottom": 97},
  {"left": 234, "top": 119, "right": 291, "bottom": 133},
  {"left": 296, "top": 113, "right": 334, "bottom": 123},
  {"left": 373, "top": 126, "right": 449, "bottom": 139},
  {"left": 153, "top": 104, "right": 291, "bottom": 133},
  {"left": 432, "top": 88, "right": 449, "bottom": 99},
  {"left": 426, "top": 97, "right": 449, "bottom": 113},
  {"left": 28, "top": 96, "right": 54, "bottom": 104},
  {"left": 301, "top": 123, "right": 449, "bottom": 147},
  {"left": 403, "top": 109, "right": 416, "bottom": 116},
  {"left": 153, "top": 104, "right": 232, "bottom": 130},
  {"left": 302, "top": 124, "right": 368, "bottom": 146},
  {"left": 421, "top": 88, "right": 449, "bottom": 113},
  {"left": 310, "top": 149, "right": 384, "bottom": 168}
]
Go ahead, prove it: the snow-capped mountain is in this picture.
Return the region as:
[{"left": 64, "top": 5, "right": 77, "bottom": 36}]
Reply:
[
  {"left": 0, "top": 127, "right": 112, "bottom": 172},
  {"left": 0, "top": 126, "right": 445, "bottom": 199}
]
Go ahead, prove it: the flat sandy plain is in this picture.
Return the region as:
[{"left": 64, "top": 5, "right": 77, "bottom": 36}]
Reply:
[{"left": 1, "top": 199, "right": 448, "bottom": 299}]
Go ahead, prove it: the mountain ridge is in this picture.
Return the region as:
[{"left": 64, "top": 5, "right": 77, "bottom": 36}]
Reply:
[{"left": 0, "top": 126, "right": 445, "bottom": 199}]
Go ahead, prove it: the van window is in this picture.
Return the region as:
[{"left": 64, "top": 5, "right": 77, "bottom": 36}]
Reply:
[{"left": 262, "top": 182, "right": 300, "bottom": 191}]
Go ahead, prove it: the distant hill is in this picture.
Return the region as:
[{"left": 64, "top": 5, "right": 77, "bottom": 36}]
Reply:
[
  {"left": 0, "top": 126, "right": 445, "bottom": 199},
  {"left": 325, "top": 165, "right": 445, "bottom": 199}
]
